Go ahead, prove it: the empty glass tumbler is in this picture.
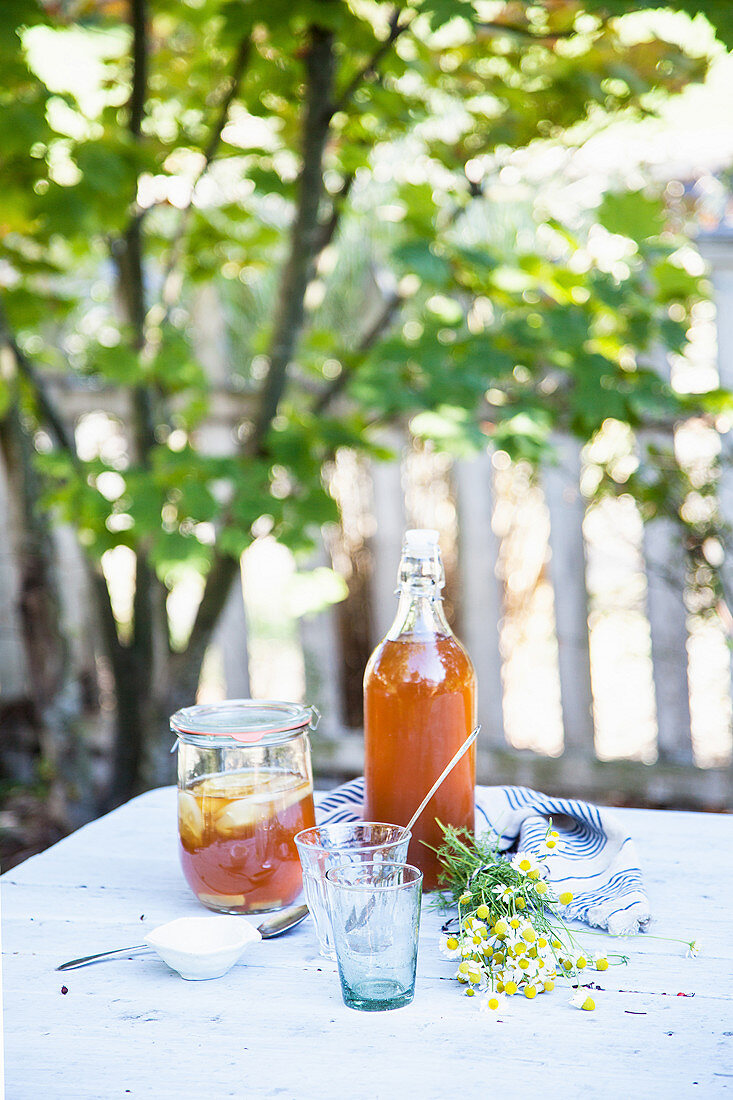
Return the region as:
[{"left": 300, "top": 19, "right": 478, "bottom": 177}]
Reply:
[
  {"left": 324, "top": 861, "right": 423, "bottom": 1012},
  {"left": 295, "top": 823, "right": 410, "bottom": 958}
]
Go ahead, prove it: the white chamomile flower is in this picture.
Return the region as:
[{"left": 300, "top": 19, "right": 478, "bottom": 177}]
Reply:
[
  {"left": 687, "top": 940, "right": 701, "bottom": 958},
  {"left": 439, "top": 934, "right": 462, "bottom": 960},
  {"left": 570, "top": 990, "right": 595, "bottom": 1011},
  {"left": 480, "top": 991, "right": 506, "bottom": 1014},
  {"left": 540, "top": 829, "right": 562, "bottom": 855},
  {"left": 457, "top": 959, "right": 484, "bottom": 986},
  {"left": 492, "top": 883, "right": 514, "bottom": 903},
  {"left": 511, "top": 853, "right": 542, "bottom": 881},
  {"left": 520, "top": 920, "right": 536, "bottom": 943}
]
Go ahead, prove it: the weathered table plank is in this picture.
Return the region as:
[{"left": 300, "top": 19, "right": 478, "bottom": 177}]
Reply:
[{"left": 2, "top": 787, "right": 732, "bottom": 1099}]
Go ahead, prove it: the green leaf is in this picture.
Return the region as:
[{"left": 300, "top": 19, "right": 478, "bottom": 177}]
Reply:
[
  {"left": 597, "top": 191, "right": 665, "bottom": 244},
  {"left": 416, "top": 0, "right": 476, "bottom": 31},
  {"left": 410, "top": 405, "right": 487, "bottom": 456},
  {"left": 651, "top": 259, "right": 702, "bottom": 302},
  {"left": 393, "top": 240, "right": 451, "bottom": 287}
]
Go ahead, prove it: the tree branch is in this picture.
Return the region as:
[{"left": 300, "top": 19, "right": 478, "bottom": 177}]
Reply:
[
  {"left": 128, "top": 0, "right": 147, "bottom": 139},
  {"left": 201, "top": 38, "right": 252, "bottom": 167},
  {"left": 0, "top": 301, "right": 126, "bottom": 674},
  {"left": 118, "top": 2, "right": 168, "bottom": 670},
  {"left": 313, "top": 288, "right": 405, "bottom": 416},
  {"left": 170, "top": 551, "right": 241, "bottom": 701},
  {"left": 0, "top": 300, "right": 79, "bottom": 463},
  {"left": 250, "top": 25, "right": 336, "bottom": 450},
  {"left": 476, "top": 20, "right": 578, "bottom": 41},
  {"left": 179, "top": 27, "right": 337, "bottom": 677},
  {"left": 159, "top": 37, "right": 252, "bottom": 316},
  {"left": 334, "top": 8, "right": 408, "bottom": 113},
  {"left": 120, "top": 0, "right": 149, "bottom": 355},
  {"left": 179, "top": 16, "right": 413, "bottom": 671},
  {"left": 314, "top": 172, "right": 354, "bottom": 255}
]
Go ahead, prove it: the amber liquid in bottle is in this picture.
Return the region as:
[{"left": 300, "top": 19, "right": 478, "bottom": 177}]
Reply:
[{"left": 363, "top": 531, "right": 476, "bottom": 891}]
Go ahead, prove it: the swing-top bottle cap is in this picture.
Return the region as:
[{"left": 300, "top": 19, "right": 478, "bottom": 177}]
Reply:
[
  {"left": 399, "top": 529, "right": 444, "bottom": 588},
  {"left": 403, "top": 528, "right": 440, "bottom": 556}
]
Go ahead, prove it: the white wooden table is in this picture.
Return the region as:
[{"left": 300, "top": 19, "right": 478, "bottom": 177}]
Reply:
[{"left": 3, "top": 787, "right": 732, "bottom": 1099}]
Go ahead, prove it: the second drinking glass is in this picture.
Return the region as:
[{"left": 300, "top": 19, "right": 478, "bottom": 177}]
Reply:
[{"left": 294, "top": 822, "right": 410, "bottom": 958}]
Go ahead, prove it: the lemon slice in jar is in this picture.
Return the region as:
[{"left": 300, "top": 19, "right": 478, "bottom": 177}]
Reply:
[
  {"left": 214, "top": 773, "right": 310, "bottom": 838},
  {"left": 198, "top": 773, "right": 259, "bottom": 801},
  {"left": 178, "top": 790, "right": 205, "bottom": 849}
]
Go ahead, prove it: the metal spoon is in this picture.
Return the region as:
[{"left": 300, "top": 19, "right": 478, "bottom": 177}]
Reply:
[
  {"left": 402, "top": 724, "right": 480, "bottom": 839},
  {"left": 342, "top": 725, "right": 481, "bottom": 932},
  {"left": 56, "top": 903, "right": 310, "bottom": 971}
]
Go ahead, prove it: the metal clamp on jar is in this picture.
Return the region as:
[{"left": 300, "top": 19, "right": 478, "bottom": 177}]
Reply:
[{"left": 171, "top": 700, "right": 319, "bottom": 914}]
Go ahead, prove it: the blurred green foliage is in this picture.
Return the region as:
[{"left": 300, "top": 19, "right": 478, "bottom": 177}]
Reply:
[{"left": 0, "top": 0, "right": 730, "bottom": 610}]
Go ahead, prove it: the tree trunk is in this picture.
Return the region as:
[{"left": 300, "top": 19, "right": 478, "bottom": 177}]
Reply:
[{"left": 0, "top": 404, "right": 99, "bottom": 829}]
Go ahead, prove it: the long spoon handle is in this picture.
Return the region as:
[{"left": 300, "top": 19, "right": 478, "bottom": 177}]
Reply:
[
  {"left": 56, "top": 945, "right": 149, "bottom": 971},
  {"left": 403, "top": 724, "right": 481, "bottom": 837}
]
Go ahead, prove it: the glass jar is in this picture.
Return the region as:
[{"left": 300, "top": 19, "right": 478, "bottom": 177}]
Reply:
[{"left": 171, "top": 700, "right": 318, "bottom": 915}]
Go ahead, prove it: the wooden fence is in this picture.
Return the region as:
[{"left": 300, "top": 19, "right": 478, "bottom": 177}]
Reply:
[{"left": 298, "top": 234, "right": 733, "bottom": 810}]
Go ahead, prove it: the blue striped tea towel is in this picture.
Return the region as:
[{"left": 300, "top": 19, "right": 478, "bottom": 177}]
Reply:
[{"left": 316, "top": 779, "right": 651, "bottom": 936}]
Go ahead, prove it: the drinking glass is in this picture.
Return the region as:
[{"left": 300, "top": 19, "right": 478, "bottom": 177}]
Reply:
[
  {"left": 294, "top": 823, "right": 410, "bottom": 959},
  {"left": 324, "top": 861, "right": 422, "bottom": 1012}
]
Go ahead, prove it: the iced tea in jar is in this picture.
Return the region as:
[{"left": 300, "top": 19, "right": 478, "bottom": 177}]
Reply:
[{"left": 171, "top": 700, "right": 317, "bottom": 914}]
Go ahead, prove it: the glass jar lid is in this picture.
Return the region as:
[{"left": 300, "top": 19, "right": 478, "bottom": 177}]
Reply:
[{"left": 170, "top": 700, "right": 318, "bottom": 745}]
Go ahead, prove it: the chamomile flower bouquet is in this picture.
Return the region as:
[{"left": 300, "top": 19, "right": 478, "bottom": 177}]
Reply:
[{"left": 436, "top": 823, "right": 621, "bottom": 1012}]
